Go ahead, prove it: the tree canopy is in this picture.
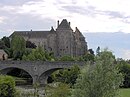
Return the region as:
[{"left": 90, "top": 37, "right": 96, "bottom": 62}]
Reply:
[
  {"left": 71, "top": 50, "right": 123, "bottom": 97},
  {"left": 11, "top": 35, "right": 26, "bottom": 60}
]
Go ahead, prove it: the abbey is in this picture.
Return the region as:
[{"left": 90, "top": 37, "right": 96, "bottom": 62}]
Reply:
[{"left": 10, "top": 19, "right": 88, "bottom": 57}]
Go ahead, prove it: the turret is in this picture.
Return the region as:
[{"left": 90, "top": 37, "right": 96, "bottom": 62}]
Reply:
[
  {"left": 50, "top": 26, "right": 55, "bottom": 32},
  {"left": 57, "top": 20, "right": 59, "bottom": 27}
]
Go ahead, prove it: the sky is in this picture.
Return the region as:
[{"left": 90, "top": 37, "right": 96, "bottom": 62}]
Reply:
[{"left": 0, "top": 0, "right": 130, "bottom": 59}]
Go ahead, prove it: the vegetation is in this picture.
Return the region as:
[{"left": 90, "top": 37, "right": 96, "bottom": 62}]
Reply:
[
  {"left": 59, "top": 55, "right": 75, "bottom": 61},
  {"left": 117, "top": 58, "right": 130, "bottom": 88},
  {"left": 70, "top": 50, "right": 123, "bottom": 97},
  {"left": 118, "top": 88, "right": 130, "bottom": 97},
  {"left": 51, "top": 65, "right": 80, "bottom": 87},
  {"left": 0, "top": 35, "right": 129, "bottom": 96},
  {"left": 0, "top": 75, "right": 16, "bottom": 97},
  {"left": 26, "top": 40, "right": 37, "bottom": 49},
  {"left": 22, "top": 46, "right": 55, "bottom": 61},
  {"left": 82, "top": 53, "right": 95, "bottom": 62},
  {"left": 1, "top": 36, "right": 10, "bottom": 48},
  {"left": 45, "top": 82, "right": 71, "bottom": 97},
  {"left": 11, "top": 35, "right": 26, "bottom": 60}
]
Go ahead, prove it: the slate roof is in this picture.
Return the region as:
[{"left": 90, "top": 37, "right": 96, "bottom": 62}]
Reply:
[
  {"left": 11, "top": 31, "right": 50, "bottom": 38},
  {"left": 75, "top": 27, "right": 84, "bottom": 38}
]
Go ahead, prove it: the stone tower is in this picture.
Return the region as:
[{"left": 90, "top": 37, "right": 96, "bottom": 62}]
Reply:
[{"left": 56, "top": 19, "right": 74, "bottom": 57}]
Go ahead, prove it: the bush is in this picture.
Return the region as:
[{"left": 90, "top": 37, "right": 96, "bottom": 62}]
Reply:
[
  {"left": 0, "top": 75, "right": 16, "bottom": 97},
  {"left": 51, "top": 65, "right": 80, "bottom": 86},
  {"left": 59, "top": 55, "right": 75, "bottom": 61}
]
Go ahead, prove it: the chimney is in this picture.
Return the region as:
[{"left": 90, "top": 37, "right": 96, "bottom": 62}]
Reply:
[
  {"left": 57, "top": 20, "right": 59, "bottom": 27},
  {"left": 69, "top": 22, "right": 70, "bottom": 26}
]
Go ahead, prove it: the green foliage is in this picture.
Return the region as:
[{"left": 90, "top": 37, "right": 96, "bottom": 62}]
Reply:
[
  {"left": 117, "top": 59, "right": 130, "bottom": 88},
  {"left": 0, "top": 75, "right": 16, "bottom": 97},
  {"left": 4, "top": 48, "right": 13, "bottom": 58},
  {"left": 59, "top": 55, "right": 75, "bottom": 61},
  {"left": 96, "top": 46, "right": 100, "bottom": 55},
  {"left": 45, "top": 82, "right": 71, "bottom": 97},
  {"left": 0, "top": 40, "right": 6, "bottom": 49},
  {"left": 22, "top": 46, "right": 55, "bottom": 61},
  {"left": 51, "top": 65, "right": 80, "bottom": 86},
  {"left": 82, "top": 53, "right": 95, "bottom": 62},
  {"left": 11, "top": 35, "right": 26, "bottom": 60},
  {"left": 1, "top": 36, "right": 10, "bottom": 48},
  {"left": 26, "top": 40, "right": 37, "bottom": 48},
  {"left": 71, "top": 50, "right": 123, "bottom": 97}
]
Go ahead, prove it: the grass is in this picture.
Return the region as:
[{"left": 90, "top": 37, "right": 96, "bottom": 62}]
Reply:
[{"left": 118, "top": 88, "right": 130, "bottom": 97}]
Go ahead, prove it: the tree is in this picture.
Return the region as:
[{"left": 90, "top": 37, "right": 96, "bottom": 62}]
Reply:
[
  {"left": 11, "top": 35, "right": 26, "bottom": 60},
  {"left": 51, "top": 65, "right": 80, "bottom": 87},
  {"left": 96, "top": 46, "right": 100, "bottom": 55},
  {"left": 82, "top": 53, "right": 95, "bottom": 62},
  {"left": 117, "top": 58, "right": 130, "bottom": 88},
  {"left": 0, "top": 75, "right": 16, "bottom": 97},
  {"left": 22, "top": 46, "right": 47, "bottom": 61},
  {"left": 0, "top": 40, "right": 6, "bottom": 49},
  {"left": 26, "top": 40, "right": 37, "bottom": 48},
  {"left": 1, "top": 36, "right": 10, "bottom": 48},
  {"left": 88, "top": 49, "right": 94, "bottom": 55},
  {"left": 71, "top": 50, "right": 123, "bottom": 97}
]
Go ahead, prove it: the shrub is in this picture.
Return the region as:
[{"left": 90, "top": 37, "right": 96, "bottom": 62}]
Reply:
[
  {"left": 51, "top": 65, "right": 80, "bottom": 86},
  {"left": 0, "top": 75, "right": 16, "bottom": 97},
  {"left": 59, "top": 55, "right": 75, "bottom": 61}
]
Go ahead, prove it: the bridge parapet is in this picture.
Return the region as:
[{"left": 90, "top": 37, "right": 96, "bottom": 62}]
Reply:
[
  {"left": 0, "top": 60, "right": 86, "bottom": 66},
  {"left": 0, "top": 60, "right": 86, "bottom": 84}
]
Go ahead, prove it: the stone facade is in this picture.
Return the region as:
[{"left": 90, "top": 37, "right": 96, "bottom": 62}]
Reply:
[
  {"left": 10, "top": 19, "right": 87, "bottom": 57},
  {"left": 0, "top": 49, "right": 8, "bottom": 60}
]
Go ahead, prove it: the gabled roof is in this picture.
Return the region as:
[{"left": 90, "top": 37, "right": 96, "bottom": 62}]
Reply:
[
  {"left": 50, "top": 26, "right": 56, "bottom": 33},
  {"left": 75, "top": 27, "right": 84, "bottom": 37},
  {"left": 57, "top": 19, "right": 72, "bottom": 30},
  {"left": 11, "top": 31, "right": 50, "bottom": 38}
]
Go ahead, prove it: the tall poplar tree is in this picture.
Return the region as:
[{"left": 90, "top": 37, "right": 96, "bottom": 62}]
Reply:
[
  {"left": 71, "top": 50, "right": 123, "bottom": 97},
  {"left": 11, "top": 35, "right": 26, "bottom": 60}
]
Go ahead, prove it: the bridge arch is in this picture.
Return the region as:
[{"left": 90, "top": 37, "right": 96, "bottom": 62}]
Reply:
[
  {"left": 0, "top": 67, "right": 33, "bottom": 85},
  {"left": 38, "top": 68, "right": 63, "bottom": 84}
]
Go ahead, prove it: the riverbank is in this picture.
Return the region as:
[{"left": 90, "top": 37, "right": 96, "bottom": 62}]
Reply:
[{"left": 16, "top": 86, "right": 45, "bottom": 97}]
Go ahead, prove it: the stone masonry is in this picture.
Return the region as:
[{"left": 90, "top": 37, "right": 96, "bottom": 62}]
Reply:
[{"left": 10, "top": 19, "right": 88, "bottom": 57}]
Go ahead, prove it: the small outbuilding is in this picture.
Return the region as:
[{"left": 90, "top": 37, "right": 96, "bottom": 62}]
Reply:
[{"left": 0, "top": 49, "right": 8, "bottom": 60}]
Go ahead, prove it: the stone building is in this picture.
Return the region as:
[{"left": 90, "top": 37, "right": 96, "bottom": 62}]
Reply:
[
  {"left": 0, "top": 49, "right": 8, "bottom": 60},
  {"left": 10, "top": 19, "right": 88, "bottom": 57}
]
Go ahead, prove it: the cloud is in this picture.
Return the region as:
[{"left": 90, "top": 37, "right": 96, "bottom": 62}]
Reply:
[
  {"left": 0, "top": 0, "right": 36, "bottom": 5},
  {"left": 0, "top": 16, "right": 6, "bottom": 23},
  {"left": 122, "top": 50, "right": 130, "bottom": 60},
  {"left": 1, "top": 0, "right": 130, "bottom": 34}
]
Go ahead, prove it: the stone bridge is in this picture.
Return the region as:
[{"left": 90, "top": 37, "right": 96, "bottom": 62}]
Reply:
[{"left": 0, "top": 61, "right": 86, "bottom": 84}]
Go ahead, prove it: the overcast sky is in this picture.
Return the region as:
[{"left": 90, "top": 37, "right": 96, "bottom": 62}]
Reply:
[
  {"left": 1, "top": 0, "right": 130, "bottom": 34},
  {"left": 0, "top": 0, "right": 130, "bottom": 59}
]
